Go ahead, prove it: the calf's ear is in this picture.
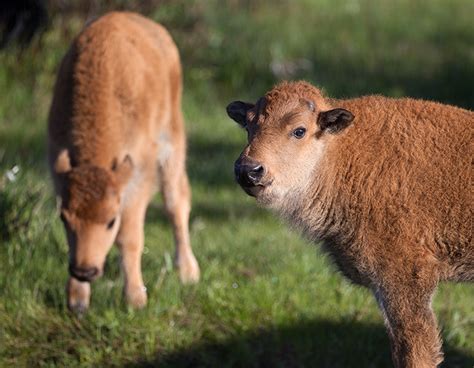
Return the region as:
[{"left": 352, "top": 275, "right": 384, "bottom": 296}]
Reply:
[
  {"left": 226, "top": 101, "right": 254, "bottom": 126},
  {"left": 55, "top": 149, "right": 72, "bottom": 174},
  {"left": 318, "top": 108, "right": 354, "bottom": 134}
]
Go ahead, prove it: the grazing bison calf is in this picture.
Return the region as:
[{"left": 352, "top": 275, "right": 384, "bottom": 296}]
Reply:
[
  {"left": 227, "top": 81, "right": 473, "bottom": 368},
  {"left": 48, "top": 12, "right": 200, "bottom": 312}
]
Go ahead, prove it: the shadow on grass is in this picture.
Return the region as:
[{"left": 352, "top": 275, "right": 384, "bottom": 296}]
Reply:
[
  {"left": 125, "top": 319, "right": 473, "bottom": 368},
  {"left": 186, "top": 135, "right": 242, "bottom": 189},
  {"left": 146, "top": 199, "right": 267, "bottom": 226}
]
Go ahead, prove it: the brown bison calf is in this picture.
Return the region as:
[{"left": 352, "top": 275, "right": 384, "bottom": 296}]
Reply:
[
  {"left": 48, "top": 12, "right": 200, "bottom": 313},
  {"left": 227, "top": 81, "right": 473, "bottom": 368}
]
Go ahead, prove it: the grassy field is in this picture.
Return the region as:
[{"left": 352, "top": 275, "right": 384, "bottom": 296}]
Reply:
[{"left": 0, "top": 1, "right": 473, "bottom": 367}]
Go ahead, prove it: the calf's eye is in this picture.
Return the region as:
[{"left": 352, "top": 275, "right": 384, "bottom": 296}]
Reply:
[
  {"left": 293, "top": 127, "right": 306, "bottom": 139},
  {"left": 107, "top": 218, "right": 116, "bottom": 230}
]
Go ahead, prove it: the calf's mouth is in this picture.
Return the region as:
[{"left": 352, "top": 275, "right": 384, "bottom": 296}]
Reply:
[{"left": 237, "top": 178, "right": 274, "bottom": 198}]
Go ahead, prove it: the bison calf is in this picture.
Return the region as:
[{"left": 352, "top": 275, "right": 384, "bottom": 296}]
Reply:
[
  {"left": 48, "top": 12, "right": 200, "bottom": 313},
  {"left": 227, "top": 81, "right": 473, "bottom": 368}
]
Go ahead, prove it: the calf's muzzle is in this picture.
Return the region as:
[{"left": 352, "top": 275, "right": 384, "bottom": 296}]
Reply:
[
  {"left": 69, "top": 265, "right": 99, "bottom": 282},
  {"left": 234, "top": 157, "right": 267, "bottom": 196}
]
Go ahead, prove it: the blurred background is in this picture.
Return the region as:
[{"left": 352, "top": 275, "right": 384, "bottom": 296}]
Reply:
[{"left": 0, "top": 1, "right": 473, "bottom": 367}]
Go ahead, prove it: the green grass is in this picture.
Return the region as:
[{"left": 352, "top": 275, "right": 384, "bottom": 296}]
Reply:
[{"left": 0, "top": 1, "right": 473, "bottom": 367}]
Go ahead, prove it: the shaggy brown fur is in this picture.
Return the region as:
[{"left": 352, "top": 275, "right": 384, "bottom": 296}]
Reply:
[
  {"left": 48, "top": 12, "right": 200, "bottom": 313},
  {"left": 227, "top": 81, "right": 473, "bottom": 368}
]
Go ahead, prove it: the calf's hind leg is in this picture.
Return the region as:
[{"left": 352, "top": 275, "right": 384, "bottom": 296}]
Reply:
[{"left": 161, "top": 166, "right": 200, "bottom": 284}]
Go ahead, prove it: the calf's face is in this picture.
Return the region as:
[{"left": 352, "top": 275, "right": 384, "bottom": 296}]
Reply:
[
  {"left": 54, "top": 150, "right": 133, "bottom": 282},
  {"left": 227, "top": 92, "right": 354, "bottom": 207}
]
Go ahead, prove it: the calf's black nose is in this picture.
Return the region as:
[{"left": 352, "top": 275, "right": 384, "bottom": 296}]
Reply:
[
  {"left": 246, "top": 164, "right": 264, "bottom": 183},
  {"left": 69, "top": 265, "right": 99, "bottom": 282},
  {"left": 235, "top": 158, "right": 265, "bottom": 186}
]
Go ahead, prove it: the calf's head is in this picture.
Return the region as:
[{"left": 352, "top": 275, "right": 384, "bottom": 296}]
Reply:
[
  {"left": 54, "top": 150, "right": 133, "bottom": 282},
  {"left": 227, "top": 81, "right": 354, "bottom": 207}
]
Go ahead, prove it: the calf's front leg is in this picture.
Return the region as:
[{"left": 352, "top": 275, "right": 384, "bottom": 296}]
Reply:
[
  {"left": 116, "top": 201, "right": 148, "bottom": 309},
  {"left": 67, "top": 277, "right": 91, "bottom": 314},
  {"left": 375, "top": 276, "right": 443, "bottom": 368}
]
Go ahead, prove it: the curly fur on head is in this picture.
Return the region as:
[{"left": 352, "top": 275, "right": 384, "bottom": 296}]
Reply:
[
  {"left": 65, "top": 165, "right": 119, "bottom": 223},
  {"left": 263, "top": 81, "right": 331, "bottom": 116}
]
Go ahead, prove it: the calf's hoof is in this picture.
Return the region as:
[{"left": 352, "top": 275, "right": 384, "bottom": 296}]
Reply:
[
  {"left": 177, "top": 253, "right": 200, "bottom": 284},
  {"left": 67, "top": 277, "right": 91, "bottom": 315},
  {"left": 126, "top": 285, "right": 147, "bottom": 309}
]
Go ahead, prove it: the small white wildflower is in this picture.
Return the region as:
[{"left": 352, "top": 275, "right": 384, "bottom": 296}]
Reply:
[{"left": 5, "top": 165, "right": 20, "bottom": 182}]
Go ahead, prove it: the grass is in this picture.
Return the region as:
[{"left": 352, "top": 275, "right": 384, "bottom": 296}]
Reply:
[{"left": 0, "top": 1, "right": 473, "bottom": 367}]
